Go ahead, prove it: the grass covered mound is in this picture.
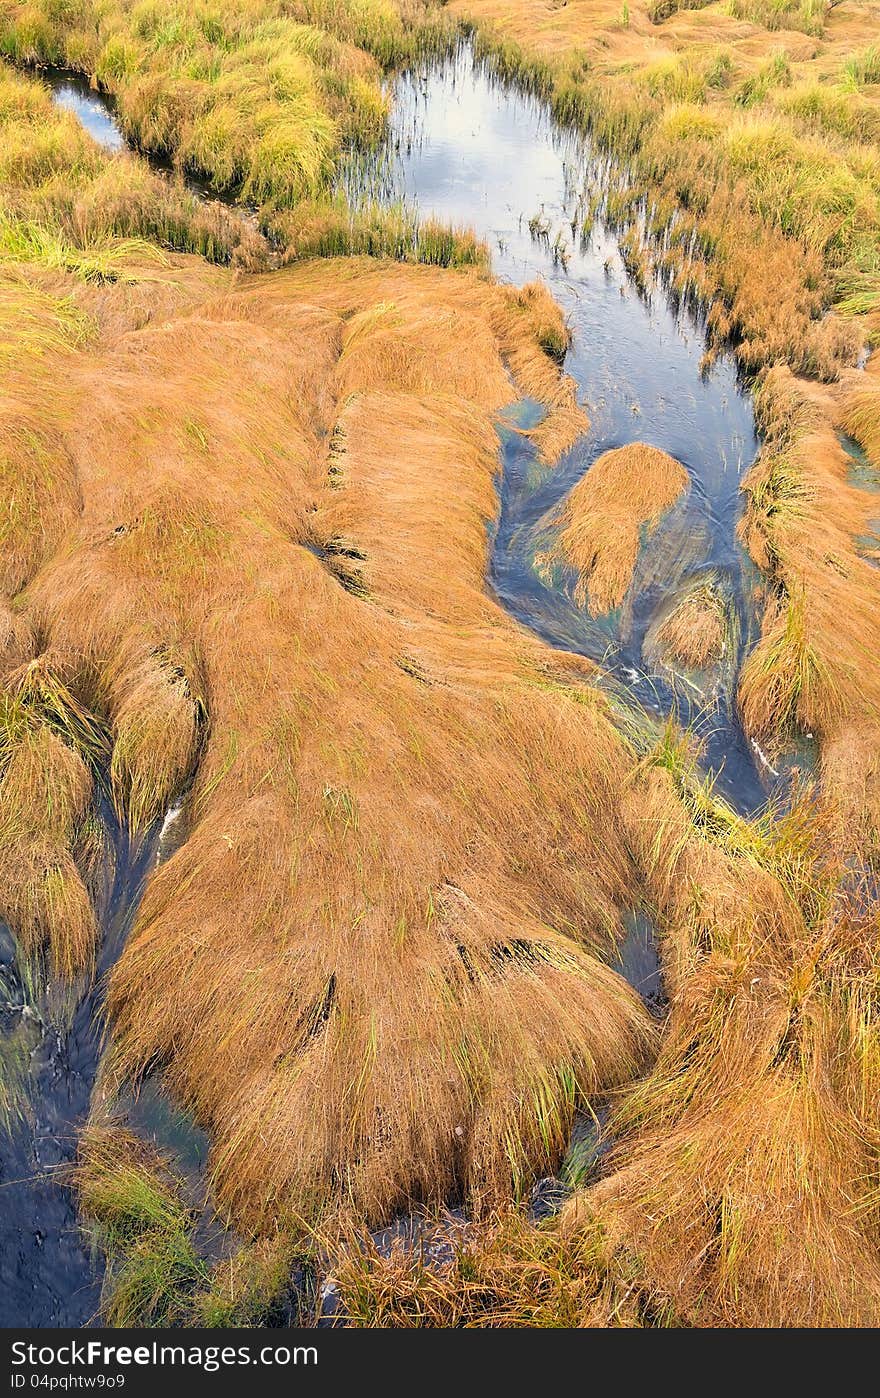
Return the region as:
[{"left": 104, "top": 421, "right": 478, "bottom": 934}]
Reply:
[
  {"left": 738, "top": 365, "right": 880, "bottom": 854},
  {"left": 537, "top": 443, "right": 689, "bottom": 615},
  {"left": 1, "top": 241, "right": 658, "bottom": 1230},
  {"left": 328, "top": 750, "right": 880, "bottom": 1328}
]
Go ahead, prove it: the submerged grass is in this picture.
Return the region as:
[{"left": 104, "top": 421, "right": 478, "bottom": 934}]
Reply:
[
  {"left": 192, "top": 1236, "right": 311, "bottom": 1327},
  {"left": 0, "top": 1018, "right": 32, "bottom": 1134},
  {"left": 650, "top": 574, "right": 728, "bottom": 671},
  {"left": 76, "top": 1121, "right": 311, "bottom": 1325}
]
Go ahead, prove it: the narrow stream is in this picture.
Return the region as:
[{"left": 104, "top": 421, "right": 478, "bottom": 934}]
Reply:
[
  {"left": 3, "top": 41, "right": 784, "bottom": 1325},
  {"left": 364, "top": 47, "right": 770, "bottom": 811}
]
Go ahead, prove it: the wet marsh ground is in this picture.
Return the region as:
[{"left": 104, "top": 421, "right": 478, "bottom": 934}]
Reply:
[{"left": 0, "top": 0, "right": 879, "bottom": 1331}]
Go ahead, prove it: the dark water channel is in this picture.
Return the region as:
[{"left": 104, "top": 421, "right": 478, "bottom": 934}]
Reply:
[
  {"left": 1, "top": 40, "right": 791, "bottom": 1324},
  {"left": 0, "top": 814, "right": 164, "bottom": 1325}
]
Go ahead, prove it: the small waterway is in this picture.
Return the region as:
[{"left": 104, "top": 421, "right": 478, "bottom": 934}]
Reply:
[
  {"left": 45, "top": 68, "right": 124, "bottom": 152},
  {"left": 2, "top": 41, "right": 791, "bottom": 1324},
  {"left": 363, "top": 47, "right": 769, "bottom": 811}
]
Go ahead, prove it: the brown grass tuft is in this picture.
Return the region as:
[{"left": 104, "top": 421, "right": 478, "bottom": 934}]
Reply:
[
  {"left": 738, "top": 364, "right": 880, "bottom": 850},
  {"left": 651, "top": 575, "right": 727, "bottom": 670},
  {"left": 841, "top": 358, "right": 880, "bottom": 467},
  {"left": 0, "top": 711, "right": 98, "bottom": 983},
  {"left": 539, "top": 443, "right": 688, "bottom": 614}
]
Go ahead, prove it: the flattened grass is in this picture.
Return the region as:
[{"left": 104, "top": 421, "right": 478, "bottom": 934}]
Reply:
[
  {"left": 1, "top": 251, "right": 653, "bottom": 1233},
  {"left": 322, "top": 742, "right": 880, "bottom": 1328}
]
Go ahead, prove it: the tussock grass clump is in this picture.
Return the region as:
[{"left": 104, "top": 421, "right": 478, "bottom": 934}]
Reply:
[
  {"left": 841, "top": 369, "right": 880, "bottom": 466},
  {"left": 272, "top": 196, "right": 489, "bottom": 268},
  {"left": 0, "top": 0, "right": 455, "bottom": 207},
  {"left": 538, "top": 443, "right": 688, "bottom": 614},
  {"left": 563, "top": 743, "right": 880, "bottom": 1327},
  {"left": 0, "top": 661, "right": 104, "bottom": 989},
  {"left": 455, "top": 0, "right": 879, "bottom": 379},
  {"left": 106, "top": 646, "right": 204, "bottom": 835},
  {"left": 724, "top": 0, "right": 830, "bottom": 36},
  {"left": 774, "top": 80, "right": 880, "bottom": 146},
  {"left": 0, "top": 60, "right": 269, "bottom": 269},
  {"left": 647, "top": 0, "right": 714, "bottom": 22},
  {"left": 842, "top": 43, "right": 880, "bottom": 89},
  {"left": 192, "top": 1236, "right": 307, "bottom": 1327},
  {"left": 327, "top": 748, "right": 880, "bottom": 1328},
  {"left": 836, "top": 270, "right": 880, "bottom": 320},
  {"left": 331, "top": 1210, "right": 617, "bottom": 1326}
]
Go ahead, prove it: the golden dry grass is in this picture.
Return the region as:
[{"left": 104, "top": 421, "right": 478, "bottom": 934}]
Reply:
[
  {"left": 327, "top": 751, "right": 880, "bottom": 1328},
  {"left": 0, "top": 59, "right": 270, "bottom": 271},
  {"left": 841, "top": 350, "right": 880, "bottom": 466},
  {"left": 568, "top": 749, "right": 880, "bottom": 1327},
  {"left": 452, "top": 0, "right": 880, "bottom": 378},
  {"left": 3, "top": 0, "right": 880, "bottom": 1331},
  {"left": 1, "top": 248, "right": 654, "bottom": 1230},
  {"left": 0, "top": 0, "right": 455, "bottom": 205},
  {"left": 537, "top": 443, "right": 688, "bottom": 614}
]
